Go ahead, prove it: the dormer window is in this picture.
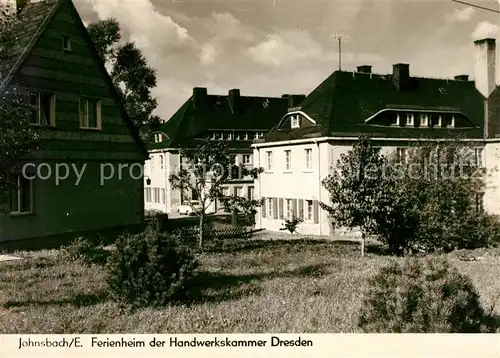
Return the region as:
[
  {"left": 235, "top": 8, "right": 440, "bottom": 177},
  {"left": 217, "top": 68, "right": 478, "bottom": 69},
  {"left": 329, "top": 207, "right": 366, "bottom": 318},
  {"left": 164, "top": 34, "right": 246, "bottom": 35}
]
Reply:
[
  {"left": 244, "top": 132, "right": 249, "bottom": 140},
  {"left": 420, "top": 114, "right": 429, "bottom": 127},
  {"left": 228, "top": 132, "right": 233, "bottom": 140},
  {"left": 406, "top": 113, "right": 414, "bottom": 126},
  {"left": 254, "top": 132, "right": 259, "bottom": 139},
  {"left": 431, "top": 114, "right": 441, "bottom": 127},
  {"left": 390, "top": 113, "right": 399, "bottom": 126},
  {"left": 235, "top": 132, "right": 240, "bottom": 140},
  {"left": 291, "top": 115, "right": 300, "bottom": 128}
]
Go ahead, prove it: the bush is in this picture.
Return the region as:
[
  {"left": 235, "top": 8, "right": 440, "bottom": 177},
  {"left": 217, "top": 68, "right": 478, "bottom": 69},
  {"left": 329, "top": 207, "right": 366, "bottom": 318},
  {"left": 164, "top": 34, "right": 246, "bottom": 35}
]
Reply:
[
  {"left": 280, "top": 215, "right": 302, "bottom": 234},
  {"left": 145, "top": 210, "right": 169, "bottom": 232},
  {"left": 107, "top": 227, "right": 198, "bottom": 307},
  {"left": 358, "top": 257, "right": 496, "bottom": 332},
  {"left": 59, "top": 237, "right": 109, "bottom": 265}
]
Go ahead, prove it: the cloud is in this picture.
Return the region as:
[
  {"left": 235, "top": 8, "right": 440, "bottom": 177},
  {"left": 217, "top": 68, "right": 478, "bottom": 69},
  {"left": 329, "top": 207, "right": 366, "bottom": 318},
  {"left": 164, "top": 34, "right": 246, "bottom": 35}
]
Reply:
[
  {"left": 446, "top": 7, "right": 475, "bottom": 23},
  {"left": 471, "top": 21, "right": 499, "bottom": 40},
  {"left": 200, "top": 43, "right": 217, "bottom": 66},
  {"left": 247, "top": 31, "right": 335, "bottom": 67}
]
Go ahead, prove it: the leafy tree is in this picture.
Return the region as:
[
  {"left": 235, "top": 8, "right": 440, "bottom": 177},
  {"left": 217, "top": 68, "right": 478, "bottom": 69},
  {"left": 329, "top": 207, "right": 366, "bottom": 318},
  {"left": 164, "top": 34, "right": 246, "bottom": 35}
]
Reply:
[
  {"left": 321, "top": 136, "right": 499, "bottom": 256},
  {"left": 0, "top": 5, "right": 39, "bottom": 210},
  {"left": 320, "top": 136, "right": 386, "bottom": 256},
  {"left": 87, "top": 18, "right": 160, "bottom": 142},
  {"left": 169, "top": 139, "right": 263, "bottom": 249}
]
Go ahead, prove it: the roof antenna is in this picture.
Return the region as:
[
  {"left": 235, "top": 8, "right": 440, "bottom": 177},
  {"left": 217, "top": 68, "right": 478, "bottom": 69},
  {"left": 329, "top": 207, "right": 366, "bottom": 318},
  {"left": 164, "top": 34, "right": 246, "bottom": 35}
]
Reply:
[{"left": 333, "top": 33, "right": 351, "bottom": 71}]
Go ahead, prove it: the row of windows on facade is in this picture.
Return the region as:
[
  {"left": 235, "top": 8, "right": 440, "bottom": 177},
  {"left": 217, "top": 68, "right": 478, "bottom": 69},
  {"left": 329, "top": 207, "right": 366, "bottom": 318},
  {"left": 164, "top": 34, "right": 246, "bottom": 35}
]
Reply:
[
  {"left": 390, "top": 113, "right": 455, "bottom": 128},
  {"left": 395, "top": 147, "right": 483, "bottom": 166},
  {"left": 210, "top": 132, "right": 265, "bottom": 141},
  {"left": 265, "top": 148, "right": 313, "bottom": 172},
  {"left": 146, "top": 153, "right": 253, "bottom": 171},
  {"left": 26, "top": 91, "right": 102, "bottom": 129},
  {"left": 145, "top": 187, "right": 166, "bottom": 204},
  {"left": 262, "top": 197, "right": 318, "bottom": 222},
  {"left": 220, "top": 186, "right": 254, "bottom": 199}
]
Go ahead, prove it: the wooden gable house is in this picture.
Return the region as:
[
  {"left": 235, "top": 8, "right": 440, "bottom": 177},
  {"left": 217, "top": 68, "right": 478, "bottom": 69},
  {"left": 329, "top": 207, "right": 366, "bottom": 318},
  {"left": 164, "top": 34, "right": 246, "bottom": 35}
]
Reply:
[{"left": 0, "top": 0, "right": 148, "bottom": 245}]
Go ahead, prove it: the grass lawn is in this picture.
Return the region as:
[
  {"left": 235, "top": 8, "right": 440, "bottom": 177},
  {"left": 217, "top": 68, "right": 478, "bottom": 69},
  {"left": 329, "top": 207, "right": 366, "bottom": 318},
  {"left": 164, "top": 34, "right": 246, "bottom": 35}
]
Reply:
[{"left": 2, "top": 239, "right": 500, "bottom": 333}]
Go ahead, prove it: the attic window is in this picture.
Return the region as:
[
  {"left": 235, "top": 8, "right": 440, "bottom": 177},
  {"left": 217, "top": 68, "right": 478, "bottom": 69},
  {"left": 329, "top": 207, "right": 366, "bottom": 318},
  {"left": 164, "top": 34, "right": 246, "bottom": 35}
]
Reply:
[
  {"left": 291, "top": 115, "right": 300, "bottom": 128},
  {"left": 406, "top": 113, "right": 414, "bottom": 126},
  {"left": 443, "top": 115, "right": 455, "bottom": 128},
  {"left": 420, "top": 114, "right": 429, "bottom": 127},
  {"left": 62, "top": 36, "right": 71, "bottom": 52},
  {"left": 235, "top": 132, "right": 240, "bottom": 140},
  {"left": 228, "top": 133, "right": 233, "bottom": 140},
  {"left": 254, "top": 132, "right": 259, "bottom": 139},
  {"left": 389, "top": 114, "right": 399, "bottom": 126},
  {"left": 212, "top": 132, "right": 217, "bottom": 140},
  {"left": 244, "top": 132, "right": 249, "bottom": 140},
  {"left": 431, "top": 114, "right": 441, "bottom": 127}
]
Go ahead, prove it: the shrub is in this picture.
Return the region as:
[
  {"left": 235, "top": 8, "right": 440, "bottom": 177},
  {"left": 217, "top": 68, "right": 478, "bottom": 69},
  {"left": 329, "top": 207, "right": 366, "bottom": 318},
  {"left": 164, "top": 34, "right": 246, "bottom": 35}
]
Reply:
[
  {"left": 358, "top": 257, "right": 496, "bottom": 333},
  {"left": 107, "top": 227, "right": 198, "bottom": 307},
  {"left": 280, "top": 215, "right": 303, "bottom": 234},
  {"left": 59, "top": 237, "right": 109, "bottom": 265},
  {"left": 145, "top": 210, "right": 169, "bottom": 232}
]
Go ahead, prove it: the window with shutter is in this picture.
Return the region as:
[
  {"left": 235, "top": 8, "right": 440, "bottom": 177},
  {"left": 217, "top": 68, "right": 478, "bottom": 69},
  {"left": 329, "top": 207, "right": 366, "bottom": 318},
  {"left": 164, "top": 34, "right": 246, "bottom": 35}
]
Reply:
[
  {"left": 278, "top": 198, "right": 284, "bottom": 218},
  {"left": 298, "top": 199, "right": 304, "bottom": 219},
  {"left": 273, "top": 198, "right": 278, "bottom": 219},
  {"left": 313, "top": 200, "right": 319, "bottom": 224},
  {"left": 292, "top": 199, "right": 298, "bottom": 217},
  {"left": 262, "top": 197, "right": 267, "bottom": 218}
]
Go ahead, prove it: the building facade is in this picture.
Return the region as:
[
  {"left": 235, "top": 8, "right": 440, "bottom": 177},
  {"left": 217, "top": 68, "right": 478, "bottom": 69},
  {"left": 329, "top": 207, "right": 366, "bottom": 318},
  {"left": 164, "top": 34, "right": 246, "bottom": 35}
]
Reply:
[
  {"left": 144, "top": 88, "right": 304, "bottom": 215},
  {"left": 0, "top": 0, "right": 147, "bottom": 242},
  {"left": 253, "top": 38, "right": 500, "bottom": 235}
]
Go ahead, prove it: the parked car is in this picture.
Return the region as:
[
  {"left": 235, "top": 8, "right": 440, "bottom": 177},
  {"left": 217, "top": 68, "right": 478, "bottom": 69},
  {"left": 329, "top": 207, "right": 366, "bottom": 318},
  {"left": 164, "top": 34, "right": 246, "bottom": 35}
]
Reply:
[
  {"left": 178, "top": 200, "right": 202, "bottom": 215},
  {"left": 177, "top": 201, "right": 215, "bottom": 215}
]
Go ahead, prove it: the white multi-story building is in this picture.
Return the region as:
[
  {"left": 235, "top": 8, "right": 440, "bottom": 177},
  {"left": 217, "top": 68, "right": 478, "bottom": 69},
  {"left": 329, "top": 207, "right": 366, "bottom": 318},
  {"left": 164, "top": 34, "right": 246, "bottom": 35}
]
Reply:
[
  {"left": 253, "top": 38, "right": 500, "bottom": 235},
  {"left": 144, "top": 87, "right": 305, "bottom": 214}
]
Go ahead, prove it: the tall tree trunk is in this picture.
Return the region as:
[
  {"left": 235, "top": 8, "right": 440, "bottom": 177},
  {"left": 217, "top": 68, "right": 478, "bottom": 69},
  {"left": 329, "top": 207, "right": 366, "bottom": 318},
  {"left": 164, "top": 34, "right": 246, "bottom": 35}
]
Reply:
[
  {"left": 361, "top": 233, "right": 365, "bottom": 257},
  {"left": 198, "top": 212, "right": 204, "bottom": 249}
]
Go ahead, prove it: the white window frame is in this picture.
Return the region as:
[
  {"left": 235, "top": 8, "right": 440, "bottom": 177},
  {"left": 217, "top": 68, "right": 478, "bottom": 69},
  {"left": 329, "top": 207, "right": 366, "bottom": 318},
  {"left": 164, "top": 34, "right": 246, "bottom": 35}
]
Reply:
[
  {"left": 306, "top": 200, "right": 313, "bottom": 221},
  {"left": 420, "top": 114, "right": 428, "bottom": 127},
  {"left": 10, "top": 174, "right": 33, "bottom": 215},
  {"left": 235, "top": 132, "right": 240, "bottom": 140},
  {"left": 228, "top": 132, "right": 233, "bottom": 140},
  {"left": 254, "top": 132, "right": 259, "bottom": 139},
  {"left": 473, "top": 147, "right": 483, "bottom": 167},
  {"left": 431, "top": 114, "right": 442, "bottom": 127},
  {"left": 448, "top": 115, "right": 455, "bottom": 128},
  {"left": 266, "top": 151, "right": 273, "bottom": 171},
  {"left": 267, "top": 198, "right": 273, "bottom": 217},
  {"left": 242, "top": 154, "right": 252, "bottom": 165},
  {"left": 396, "top": 147, "right": 408, "bottom": 163},
  {"left": 235, "top": 187, "right": 242, "bottom": 197},
  {"left": 304, "top": 148, "right": 312, "bottom": 170},
  {"left": 244, "top": 132, "right": 249, "bottom": 140},
  {"left": 285, "top": 198, "right": 293, "bottom": 218},
  {"left": 291, "top": 115, "right": 300, "bottom": 128},
  {"left": 285, "top": 150, "right": 291, "bottom": 171},
  {"left": 390, "top": 113, "right": 400, "bottom": 126},
  {"left": 406, "top": 113, "right": 414, "bottom": 126},
  {"left": 28, "top": 91, "right": 56, "bottom": 127},
  {"left": 79, "top": 97, "right": 101, "bottom": 130},
  {"left": 62, "top": 35, "right": 71, "bottom": 52}
]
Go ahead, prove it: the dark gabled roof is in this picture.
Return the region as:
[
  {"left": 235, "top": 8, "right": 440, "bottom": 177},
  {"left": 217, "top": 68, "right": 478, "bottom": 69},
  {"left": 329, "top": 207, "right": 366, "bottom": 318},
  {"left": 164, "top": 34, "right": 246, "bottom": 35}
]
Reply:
[
  {"left": 263, "top": 70, "right": 486, "bottom": 142},
  {"left": 0, "top": 0, "right": 148, "bottom": 158},
  {"left": 149, "top": 91, "right": 291, "bottom": 149}
]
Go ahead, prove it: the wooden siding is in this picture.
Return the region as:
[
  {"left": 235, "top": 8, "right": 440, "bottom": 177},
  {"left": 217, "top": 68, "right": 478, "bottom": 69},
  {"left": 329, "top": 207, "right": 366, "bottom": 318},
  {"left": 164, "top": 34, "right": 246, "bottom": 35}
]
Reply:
[{"left": 14, "top": 0, "right": 140, "bottom": 156}]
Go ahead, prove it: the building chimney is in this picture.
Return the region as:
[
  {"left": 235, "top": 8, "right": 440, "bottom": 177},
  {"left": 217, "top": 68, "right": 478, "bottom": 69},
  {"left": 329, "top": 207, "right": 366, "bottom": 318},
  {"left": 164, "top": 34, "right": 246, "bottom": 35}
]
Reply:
[
  {"left": 288, "top": 94, "right": 306, "bottom": 109},
  {"left": 454, "top": 74, "right": 469, "bottom": 82},
  {"left": 392, "top": 63, "right": 410, "bottom": 90},
  {"left": 474, "top": 38, "right": 496, "bottom": 98},
  {"left": 192, "top": 87, "right": 207, "bottom": 109},
  {"left": 357, "top": 65, "right": 372, "bottom": 74},
  {"left": 228, "top": 88, "right": 240, "bottom": 114}
]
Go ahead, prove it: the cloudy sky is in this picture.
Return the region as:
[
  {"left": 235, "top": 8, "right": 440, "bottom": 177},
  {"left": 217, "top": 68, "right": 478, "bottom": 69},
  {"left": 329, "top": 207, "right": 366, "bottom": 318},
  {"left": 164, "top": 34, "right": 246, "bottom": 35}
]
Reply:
[{"left": 75, "top": 0, "right": 500, "bottom": 120}]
